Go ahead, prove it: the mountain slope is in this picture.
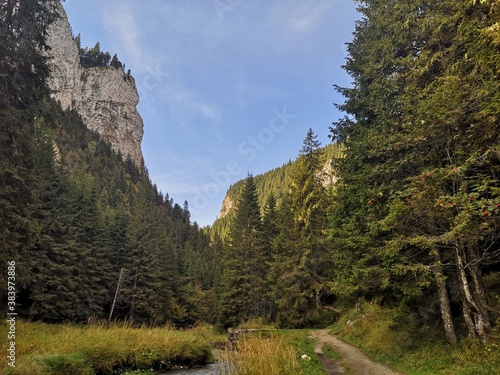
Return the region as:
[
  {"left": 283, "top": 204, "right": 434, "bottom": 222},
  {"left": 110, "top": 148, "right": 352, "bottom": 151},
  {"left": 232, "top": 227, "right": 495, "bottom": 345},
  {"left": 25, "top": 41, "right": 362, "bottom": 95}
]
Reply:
[
  {"left": 211, "top": 143, "right": 342, "bottom": 241},
  {"left": 0, "top": 0, "right": 219, "bottom": 326}
]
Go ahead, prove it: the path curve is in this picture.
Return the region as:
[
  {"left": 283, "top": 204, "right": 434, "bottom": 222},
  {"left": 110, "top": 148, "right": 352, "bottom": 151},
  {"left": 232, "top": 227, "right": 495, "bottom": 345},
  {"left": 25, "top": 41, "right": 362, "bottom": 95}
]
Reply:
[{"left": 310, "top": 330, "right": 405, "bottom": 375}]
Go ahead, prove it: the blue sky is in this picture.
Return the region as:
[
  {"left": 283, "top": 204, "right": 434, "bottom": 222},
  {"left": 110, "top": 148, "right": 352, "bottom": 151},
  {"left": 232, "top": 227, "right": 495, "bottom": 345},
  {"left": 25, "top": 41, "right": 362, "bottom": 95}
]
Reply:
[{"left": 63, "top": 0, "right": 359, "bottom": 226}]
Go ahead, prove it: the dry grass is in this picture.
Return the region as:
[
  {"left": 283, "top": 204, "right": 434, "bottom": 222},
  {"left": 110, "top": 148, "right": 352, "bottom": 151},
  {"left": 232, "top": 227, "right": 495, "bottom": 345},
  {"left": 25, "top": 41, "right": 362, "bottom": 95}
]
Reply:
[
  {"left": 0, "top": 320, "right": 212, "bottom": 375},
  {"left": 220, "top": 334, "right": 303, "bottom": 375}
]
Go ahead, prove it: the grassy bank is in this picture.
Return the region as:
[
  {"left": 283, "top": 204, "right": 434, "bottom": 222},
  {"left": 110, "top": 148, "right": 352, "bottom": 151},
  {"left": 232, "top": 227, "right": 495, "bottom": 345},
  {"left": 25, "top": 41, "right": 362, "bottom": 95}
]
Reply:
[
  {"left": 218, "top": 327, "right": 324, "bottom": 375},
  {"left": 0, "top": 321, "right": 213, "bottom": 375},
  {"left": 333, "top": 303, "right": 500, "bottom": 375}
]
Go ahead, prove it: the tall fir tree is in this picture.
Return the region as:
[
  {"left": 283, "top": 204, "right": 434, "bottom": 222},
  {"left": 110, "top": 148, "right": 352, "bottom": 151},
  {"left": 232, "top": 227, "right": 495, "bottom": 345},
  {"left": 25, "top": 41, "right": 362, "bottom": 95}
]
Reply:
[
  {"left": 273, "top": 129, "right": 332, "bottom": 327},
  {"left": 218, "top": 175, "right": 268, "bottom": 327},
  {"left": 0, "top": 0, "right": 59, "bottom": 302},
  {"left": 125, "top": 180, "right": 177, "bottom": 324}
]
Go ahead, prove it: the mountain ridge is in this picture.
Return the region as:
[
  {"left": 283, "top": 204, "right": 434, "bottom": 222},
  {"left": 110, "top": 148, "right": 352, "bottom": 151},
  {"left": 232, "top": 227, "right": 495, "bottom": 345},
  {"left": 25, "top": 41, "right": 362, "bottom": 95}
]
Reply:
[{"left": 217, "top": 143, "right": 341, "bottom": 221}]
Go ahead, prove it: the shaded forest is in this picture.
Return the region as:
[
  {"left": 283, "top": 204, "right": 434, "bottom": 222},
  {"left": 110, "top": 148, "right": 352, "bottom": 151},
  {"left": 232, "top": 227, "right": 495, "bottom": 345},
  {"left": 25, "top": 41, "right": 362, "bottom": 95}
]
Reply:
[{"left": 0, "top": 0, "right": 221, "bottom": 327}]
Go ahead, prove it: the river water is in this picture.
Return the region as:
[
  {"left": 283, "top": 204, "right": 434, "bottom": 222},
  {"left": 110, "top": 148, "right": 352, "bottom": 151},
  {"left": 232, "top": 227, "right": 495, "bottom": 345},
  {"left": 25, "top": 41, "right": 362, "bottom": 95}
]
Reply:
[{"left": 160, "top": 362, "right": 233, "bottom": 374}]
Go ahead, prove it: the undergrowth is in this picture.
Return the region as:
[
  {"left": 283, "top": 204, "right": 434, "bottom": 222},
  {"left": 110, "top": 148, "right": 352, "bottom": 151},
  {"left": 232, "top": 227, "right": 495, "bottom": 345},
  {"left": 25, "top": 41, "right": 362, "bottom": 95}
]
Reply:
[{"left": 334, "top": 302, "right": 500, "bottom": 375}]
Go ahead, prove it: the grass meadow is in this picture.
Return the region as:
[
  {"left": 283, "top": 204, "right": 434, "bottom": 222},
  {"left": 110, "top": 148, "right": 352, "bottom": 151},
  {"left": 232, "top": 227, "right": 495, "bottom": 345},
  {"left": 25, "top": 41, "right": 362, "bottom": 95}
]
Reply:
[{"left": 0, "top": 320, "right": 212, "bottom": 375}]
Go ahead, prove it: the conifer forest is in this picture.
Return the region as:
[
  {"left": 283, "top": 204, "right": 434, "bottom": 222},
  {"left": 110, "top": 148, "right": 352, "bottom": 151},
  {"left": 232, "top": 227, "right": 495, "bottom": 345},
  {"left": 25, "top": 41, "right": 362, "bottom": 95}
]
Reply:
[{"left": 1, "top": 0, "right": 499, "bottom": 349}]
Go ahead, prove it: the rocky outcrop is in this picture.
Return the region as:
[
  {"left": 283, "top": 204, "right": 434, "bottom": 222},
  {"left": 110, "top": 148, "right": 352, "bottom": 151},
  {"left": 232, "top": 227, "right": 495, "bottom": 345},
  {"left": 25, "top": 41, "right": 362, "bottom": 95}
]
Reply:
[
  {"left": 44, "top": 2, "right": 144, "bottom": 167},
  {"left": 318, "top": 159, "right": 338, "bottom": 187},
  {"left": 218, "top": 195, "right": 234, "bottom": 220}
]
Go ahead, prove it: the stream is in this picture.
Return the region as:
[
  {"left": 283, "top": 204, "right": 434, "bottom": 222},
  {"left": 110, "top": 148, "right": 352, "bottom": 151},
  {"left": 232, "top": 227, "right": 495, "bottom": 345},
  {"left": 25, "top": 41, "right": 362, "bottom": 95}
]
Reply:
[{"left": 159, "top": 361, "right": 234, "bottom": 375}]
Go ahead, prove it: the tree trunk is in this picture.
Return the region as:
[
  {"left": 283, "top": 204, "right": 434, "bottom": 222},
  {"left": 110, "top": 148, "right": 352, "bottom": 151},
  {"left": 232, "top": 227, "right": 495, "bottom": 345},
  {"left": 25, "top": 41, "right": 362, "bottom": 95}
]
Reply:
[
  {"left": 461, "top": 298, "right": 477, "bottom": 338},
  {"left": 109, "top": 268, "right": 124, "bottom": 323},
  {"left": 433, "top": 256, "right": 457, "bottom": 344},
  {"left": 455, "top": 244, "right": 491, "bottom": 342},
  {"left": 468, "top": 247, "right": 491, "bottom": 339}
]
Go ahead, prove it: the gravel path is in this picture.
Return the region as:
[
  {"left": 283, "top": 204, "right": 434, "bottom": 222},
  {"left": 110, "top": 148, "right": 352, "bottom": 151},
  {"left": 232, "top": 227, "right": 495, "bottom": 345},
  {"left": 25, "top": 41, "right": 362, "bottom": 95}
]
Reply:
[{"left": 310, "top": 330, "right": 406, "bottom": 375}]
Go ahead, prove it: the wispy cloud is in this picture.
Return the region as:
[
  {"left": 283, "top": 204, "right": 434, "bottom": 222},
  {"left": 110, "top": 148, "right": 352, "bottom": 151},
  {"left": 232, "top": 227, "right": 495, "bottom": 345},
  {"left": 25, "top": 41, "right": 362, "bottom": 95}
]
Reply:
[
  {"left": 100, "top": 2, "right": 147, "bottom": 69},
  {"left": 285, "top": 1, "right": 336, "bottom": 33},
  {"left": 159, "top": 83, "right": 220, "bottom": 123},
  {"left": 99, "top": 0, "right": 221, "bottom": 124}
]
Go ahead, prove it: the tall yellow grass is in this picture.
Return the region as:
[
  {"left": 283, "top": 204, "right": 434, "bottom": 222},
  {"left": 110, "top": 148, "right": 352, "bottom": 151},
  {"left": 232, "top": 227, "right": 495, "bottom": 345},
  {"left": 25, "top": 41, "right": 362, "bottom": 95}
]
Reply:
[
  {"left": 220, "top": 335, "right": 303, "bottom": 375},
  {"left": 0, "top": 320, "right": 212, "bottom": 375}
]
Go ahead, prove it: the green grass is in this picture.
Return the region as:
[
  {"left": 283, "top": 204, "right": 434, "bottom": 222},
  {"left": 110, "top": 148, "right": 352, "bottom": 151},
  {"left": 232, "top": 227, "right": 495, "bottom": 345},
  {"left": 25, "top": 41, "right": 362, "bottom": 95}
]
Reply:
[
  {"left": 321, "top": 344, "right": 342, "bottom": 362},
  {"left": 334, "top": 303, "right": 500, "bottom": 375},
  {"left": 0, "top": 320, "right": 213, "bottom": 375},
  {"left": 281, "top": 330, "right": 325, "bottom": 375}
]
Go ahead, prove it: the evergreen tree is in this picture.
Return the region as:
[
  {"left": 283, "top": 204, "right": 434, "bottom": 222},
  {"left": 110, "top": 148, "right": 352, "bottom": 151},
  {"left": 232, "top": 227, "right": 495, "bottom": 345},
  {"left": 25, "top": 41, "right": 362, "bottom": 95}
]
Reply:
[
  {"left": 110, "top": 53, "right": 122, "bottom": 69},
  {"left": 66, "top": 168, "right": 112, "bottom": 319},
  {"left": 262, "top": 193, "right": 279, "bottom": 258},
  {"left": 0, "top": 0, "right": 59, "bottom": 303},
  {"left": 260, "top": 193, "right": 279, "bottom": 318},
  {"left": 273, "top": 129, "right": 332, "bottom": 327},
  {"left": 27, "top": 123, "right": 80, "bottom": 321},
  {"left": 219, "top": 175, "right": 268, "bottom": 327},
  {"left": 126, "top": 180, "right": 177, "bottom": 324}
]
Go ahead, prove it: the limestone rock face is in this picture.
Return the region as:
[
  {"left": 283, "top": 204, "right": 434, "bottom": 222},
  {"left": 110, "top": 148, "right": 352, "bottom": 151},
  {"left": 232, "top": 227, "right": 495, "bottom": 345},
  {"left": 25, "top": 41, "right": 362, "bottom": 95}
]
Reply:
[
  {"left": 218, "top": 195, "right": 234, "bottom": 220},
  {"left": 318, "top": 159, "right": 338, "bottom": 187},
  {"left": 45, "top": 2, "right": 144, "bottom": 167}
]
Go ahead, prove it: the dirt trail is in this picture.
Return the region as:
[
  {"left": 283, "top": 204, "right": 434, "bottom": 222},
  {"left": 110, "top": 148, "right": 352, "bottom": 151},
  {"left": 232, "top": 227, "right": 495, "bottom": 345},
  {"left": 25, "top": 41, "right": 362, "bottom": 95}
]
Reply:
[{"left": 310, "top": 330, "right": 405, "bottom": 375}]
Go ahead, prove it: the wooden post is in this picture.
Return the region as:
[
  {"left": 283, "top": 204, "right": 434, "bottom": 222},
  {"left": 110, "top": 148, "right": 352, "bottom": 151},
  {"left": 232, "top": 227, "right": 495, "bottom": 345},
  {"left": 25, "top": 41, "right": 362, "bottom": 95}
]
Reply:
[{"left": 108, "top": 268, "right": 124, "bottom": 323}]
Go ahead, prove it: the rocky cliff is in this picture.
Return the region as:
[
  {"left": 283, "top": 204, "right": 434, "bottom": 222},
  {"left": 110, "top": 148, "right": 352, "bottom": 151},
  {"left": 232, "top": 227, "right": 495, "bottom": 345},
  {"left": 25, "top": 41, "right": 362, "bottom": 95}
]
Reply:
[
  {"left": 45, "top": 2, "right": 144, "bottom": 167},
  {"left": 218, "top": 195, "right": 234, "bottom": 220}
]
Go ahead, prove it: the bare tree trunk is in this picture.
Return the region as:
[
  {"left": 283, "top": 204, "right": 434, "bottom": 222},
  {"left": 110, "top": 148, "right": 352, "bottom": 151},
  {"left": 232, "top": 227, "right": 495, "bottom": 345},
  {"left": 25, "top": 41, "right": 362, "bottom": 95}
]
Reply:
[
  {"left": 468, "top": 247, "right": 491, "bottom": 339},
  {"left": 433, "top": 256, "right": 457, "bottom": 345},
  {"left": 461, "top": 298, "right": 476, "bottom": 338},
  {"left": 455, "top": 244, "right": 491, "bottom": 342},
  {"left": 108, "top": 268, "right": 124, "bottom": 323},
  {"left": 315, "top": 289, "right": 321, "bottom": 309}
]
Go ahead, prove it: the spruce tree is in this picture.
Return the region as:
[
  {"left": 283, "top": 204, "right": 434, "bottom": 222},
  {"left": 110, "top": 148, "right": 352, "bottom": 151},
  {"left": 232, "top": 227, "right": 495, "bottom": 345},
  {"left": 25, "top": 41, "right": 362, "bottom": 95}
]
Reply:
[
  {"left": 0, "top": 0, "right": 59, "bottom": 304},
  {"left": 274, "top": 129, "right": 332, "bottom": 327},
  {"left": 219, "top": 174, "right": 267, "bottom": 327},
  {"left": 126, "top": 180, "right": 177, "bottom": 324}
]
